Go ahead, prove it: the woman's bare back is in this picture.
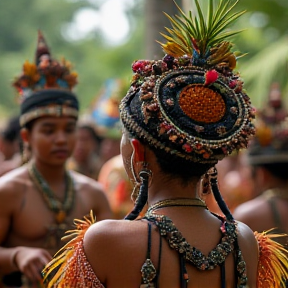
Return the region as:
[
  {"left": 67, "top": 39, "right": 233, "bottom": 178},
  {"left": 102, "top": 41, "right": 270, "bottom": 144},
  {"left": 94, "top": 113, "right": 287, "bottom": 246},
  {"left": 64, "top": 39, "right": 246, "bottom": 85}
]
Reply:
[{"left": 84, "top": 208, "right": 258, "bottom": 288}]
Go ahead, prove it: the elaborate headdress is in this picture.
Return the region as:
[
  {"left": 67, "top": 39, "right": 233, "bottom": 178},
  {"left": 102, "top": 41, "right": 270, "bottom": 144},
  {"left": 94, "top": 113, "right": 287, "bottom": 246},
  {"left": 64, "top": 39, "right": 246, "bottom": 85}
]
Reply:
[
  {"left": 120, "top": 0, "right": 255, "bottom": 165},
  {"left": 13, "top": 31, "right": 79, "bottom": 127},
  {"left": 248, "top": 82, "right": 288, "bottom": 164},
  {"left": 120, "top": 0, "right": 256, "bottom": 221}
]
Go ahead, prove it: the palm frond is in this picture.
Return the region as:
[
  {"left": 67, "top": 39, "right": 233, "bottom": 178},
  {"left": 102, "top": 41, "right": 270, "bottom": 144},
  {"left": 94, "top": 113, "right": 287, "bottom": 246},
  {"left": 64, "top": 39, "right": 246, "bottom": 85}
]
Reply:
[
  {"left": 240, "top": 36, "right": 288, "bottom": 107},
  {"left": 160, "top": 0, "right": 245, "bottom": 68}
]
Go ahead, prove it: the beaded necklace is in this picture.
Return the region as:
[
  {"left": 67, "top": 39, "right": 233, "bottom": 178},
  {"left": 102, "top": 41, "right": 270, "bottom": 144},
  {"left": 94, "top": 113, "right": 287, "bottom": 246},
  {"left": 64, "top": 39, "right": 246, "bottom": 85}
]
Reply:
[
  {"left": 142, "top": 211, "right": 248, "bottom": 287},
  {"left": 28, "top": 163, "right": 75, "bottom": 249},
  {"left": 148, "top": 198, "right": 207, "bottom": 213},
  {"left": 263, "top": 189, "right": 288, "bottom": 201}
]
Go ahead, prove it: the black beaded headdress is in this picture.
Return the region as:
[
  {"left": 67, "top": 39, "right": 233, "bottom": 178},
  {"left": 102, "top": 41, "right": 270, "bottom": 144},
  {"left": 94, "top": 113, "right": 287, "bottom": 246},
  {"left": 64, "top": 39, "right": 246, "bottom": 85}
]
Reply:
[
  {"left": 13, "top": 31, "right": 79, "bottom": 127},
  {"left": 120, "top": 0, "right": 255, "bottom": 165},
  {"left": 248, "top": 83, "right": 288, "bottom": 164}
]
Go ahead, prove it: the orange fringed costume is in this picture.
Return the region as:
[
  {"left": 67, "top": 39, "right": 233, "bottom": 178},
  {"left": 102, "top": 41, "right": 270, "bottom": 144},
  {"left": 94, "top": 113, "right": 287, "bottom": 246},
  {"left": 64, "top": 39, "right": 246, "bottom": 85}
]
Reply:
[
  {"left": 43, "top": 212, "right": 288, "bottom": 288},
  {"left": 43, "top": 212, "right": 104, "bottom": 288},
  {"left": 255, "top": 231, "right": 288, "bottom": 288}
]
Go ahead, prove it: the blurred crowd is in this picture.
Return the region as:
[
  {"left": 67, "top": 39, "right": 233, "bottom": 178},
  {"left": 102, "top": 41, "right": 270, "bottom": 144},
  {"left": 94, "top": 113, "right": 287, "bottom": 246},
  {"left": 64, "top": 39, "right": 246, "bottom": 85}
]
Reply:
[
  {"left": 1, "top": 80, "right": 288, "bottom": 226},
  {"left": 0, "top": 26, "right": 288, "bottom": 288}
]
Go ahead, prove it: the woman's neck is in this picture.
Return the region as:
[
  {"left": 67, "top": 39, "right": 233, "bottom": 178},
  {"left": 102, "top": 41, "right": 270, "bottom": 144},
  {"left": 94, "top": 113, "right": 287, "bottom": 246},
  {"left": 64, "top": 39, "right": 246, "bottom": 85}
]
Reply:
[{"left": 147, "top": 175, "right": 200, "bottom": 206}]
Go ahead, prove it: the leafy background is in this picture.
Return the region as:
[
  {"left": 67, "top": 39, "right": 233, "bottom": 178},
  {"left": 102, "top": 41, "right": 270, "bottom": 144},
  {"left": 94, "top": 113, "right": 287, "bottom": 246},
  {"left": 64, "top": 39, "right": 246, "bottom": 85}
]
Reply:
[{"left": 0, "top": 0, "right": 287, "bottom": 121}]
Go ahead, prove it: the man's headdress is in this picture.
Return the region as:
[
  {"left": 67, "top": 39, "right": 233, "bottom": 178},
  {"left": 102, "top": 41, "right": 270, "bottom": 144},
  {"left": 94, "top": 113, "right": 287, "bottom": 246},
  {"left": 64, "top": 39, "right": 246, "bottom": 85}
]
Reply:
[
  {"left": 13, "top": 31, "right": 79, "bottom": 127},
  {"left": 120, "top": 0, "right": 255, "bottom": 165}
]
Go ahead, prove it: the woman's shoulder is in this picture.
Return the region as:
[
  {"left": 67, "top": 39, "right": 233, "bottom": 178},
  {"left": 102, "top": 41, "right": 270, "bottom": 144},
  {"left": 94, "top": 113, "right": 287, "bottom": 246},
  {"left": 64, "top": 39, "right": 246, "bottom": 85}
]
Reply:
[
  {"left": 84, "top": 219, "right": 147, "bottom": 245},
  {"left": 83, "top": 219, "right": 148, "bottom": 282},
  {"left": 83, "top": 219, "right": 149, "bottom": 256}
]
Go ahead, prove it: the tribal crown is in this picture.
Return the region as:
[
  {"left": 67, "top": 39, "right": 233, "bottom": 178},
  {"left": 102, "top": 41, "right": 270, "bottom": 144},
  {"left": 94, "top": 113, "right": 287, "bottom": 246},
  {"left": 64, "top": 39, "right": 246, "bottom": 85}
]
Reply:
[
  {"left": 120, "top": 0, "right": 255, "bottom": 164},
  {"left": 13, "top": 31, "right": 79, "bottom": 127},
  {"left": 13, "top": 30, "right": 78, "bottom": 101}
]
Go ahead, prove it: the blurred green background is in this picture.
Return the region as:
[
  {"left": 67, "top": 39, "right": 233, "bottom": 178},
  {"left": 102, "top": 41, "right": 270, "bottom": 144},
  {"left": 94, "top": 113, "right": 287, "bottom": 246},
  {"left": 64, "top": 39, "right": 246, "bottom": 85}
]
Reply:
[{"left": 0, "top": 0, "right": 287, "bottom": 120}]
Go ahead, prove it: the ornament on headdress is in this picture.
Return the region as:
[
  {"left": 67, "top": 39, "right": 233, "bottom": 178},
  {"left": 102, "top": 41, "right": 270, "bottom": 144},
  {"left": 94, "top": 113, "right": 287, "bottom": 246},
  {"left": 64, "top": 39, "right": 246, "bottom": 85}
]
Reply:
[
  {"left": 13, "top": 31, "right": 79, "bottom": 127},
  {"left": 13, "top": 30, "right": 78, "bottom": 101},
  {"left": 120, "top": 0, "right": 255, "bottom": 164},
  {"left": 91, "top": 78, "right": 127, "bottom": 139},
  {"left": 248, "top": 82, "right": 288, "bottom": 164}
]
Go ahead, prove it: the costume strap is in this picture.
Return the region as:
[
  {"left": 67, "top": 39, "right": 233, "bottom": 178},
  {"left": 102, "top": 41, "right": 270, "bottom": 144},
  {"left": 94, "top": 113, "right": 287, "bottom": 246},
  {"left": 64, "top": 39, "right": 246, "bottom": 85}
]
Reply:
[
  {"left": 255, "top": 230, "right": 288, "bottom": 288},
  {"left": 42, "top": 211, "right": 104, "bottom": 288}
]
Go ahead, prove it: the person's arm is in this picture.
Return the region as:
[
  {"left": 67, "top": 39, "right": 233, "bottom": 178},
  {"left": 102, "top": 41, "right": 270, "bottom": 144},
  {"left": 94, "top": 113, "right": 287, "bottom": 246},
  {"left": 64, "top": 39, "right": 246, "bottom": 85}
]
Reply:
[
  {"left": 0, "top": 183, "right": 22, "bottom": 274},
  {"left": 0, "top": 183, "right": 51, "bottom": 282},
  {"left": 0, "top": 244, "right": 21, "bottom": 274}
]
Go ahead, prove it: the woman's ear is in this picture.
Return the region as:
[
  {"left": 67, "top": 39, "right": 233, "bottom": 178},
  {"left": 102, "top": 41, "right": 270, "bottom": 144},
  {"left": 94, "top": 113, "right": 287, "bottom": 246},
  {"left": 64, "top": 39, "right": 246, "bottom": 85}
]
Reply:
[
  {"left": 20, "top": 128, "right": 29, "bottom": 144},
  {"left": 130, "top": 139, "right": 145, "bottom": 162}
]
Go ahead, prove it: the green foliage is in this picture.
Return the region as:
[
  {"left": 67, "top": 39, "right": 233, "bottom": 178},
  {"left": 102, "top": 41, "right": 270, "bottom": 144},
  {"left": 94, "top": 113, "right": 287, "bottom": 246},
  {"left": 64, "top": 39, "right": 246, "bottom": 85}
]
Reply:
[
  {"left": 227, "top": 0, "right": 288, "bottom": 107},
  {"left": 0, "top": 0, "right": 144, "bottom": 119},
  {"left": 160, "top": 0, "right": 245, "bottom": 57},
  {"left": 0, "top": 0, "right": 287, "bottom": 118}
]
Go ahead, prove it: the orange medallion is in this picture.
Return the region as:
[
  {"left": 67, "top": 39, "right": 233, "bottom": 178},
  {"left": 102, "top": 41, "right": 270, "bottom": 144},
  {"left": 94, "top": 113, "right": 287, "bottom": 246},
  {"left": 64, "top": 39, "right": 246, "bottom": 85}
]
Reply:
[{"left": 179, "top": 84, "right": 226, "bottom": 123}]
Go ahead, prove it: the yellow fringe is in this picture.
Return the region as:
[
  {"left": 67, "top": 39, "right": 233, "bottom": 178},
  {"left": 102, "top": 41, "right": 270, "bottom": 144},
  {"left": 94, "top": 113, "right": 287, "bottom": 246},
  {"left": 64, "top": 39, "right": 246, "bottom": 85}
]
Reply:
[
  {"left": 255, "top": 230, "right": 288, "bottom": 288},
  {"left": 42, "top": 211, "right": 96, "bottom": 288}
]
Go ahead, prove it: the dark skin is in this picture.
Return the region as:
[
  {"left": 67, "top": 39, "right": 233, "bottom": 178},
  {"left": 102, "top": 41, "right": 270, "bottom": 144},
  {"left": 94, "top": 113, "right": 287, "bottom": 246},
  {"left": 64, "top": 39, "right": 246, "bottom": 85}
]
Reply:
[
  {"left": 0, "top": 116, "right": 112, "bottom": 283},
  {"left": 234, "top": 166, "right": 288, "bottom": 233},
  {"left": 70, "top": 126, "right": 102, "bottom": 180},
  {"left": 73, "top": 127, "right": 99, "bottom": 164},
  {"left": 83, "top": 132, "right": 259, "bottom": 288}
]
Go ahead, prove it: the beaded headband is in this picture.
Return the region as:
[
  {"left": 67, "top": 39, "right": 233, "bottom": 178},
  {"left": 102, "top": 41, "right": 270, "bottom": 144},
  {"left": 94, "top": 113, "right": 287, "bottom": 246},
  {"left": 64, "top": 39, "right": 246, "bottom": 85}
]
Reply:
[
  {"left": 13, "top": 30, "right": 79, "bottom": 127},
  {"left": 120, "top": 0, "right": 255, "bottom": 164},
  {"left": 248, "top": 83, "right": 288, "bottom": 164}
]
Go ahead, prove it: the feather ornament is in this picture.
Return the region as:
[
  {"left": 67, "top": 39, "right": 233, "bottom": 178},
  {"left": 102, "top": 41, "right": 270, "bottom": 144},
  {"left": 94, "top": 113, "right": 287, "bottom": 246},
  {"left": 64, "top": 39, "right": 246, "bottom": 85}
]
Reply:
[
  {"left": 255, "top": 230, "right": 288, "bottom": 288},
  {"left": 42, "top": 211, "right": 104, "bottom": 288}
]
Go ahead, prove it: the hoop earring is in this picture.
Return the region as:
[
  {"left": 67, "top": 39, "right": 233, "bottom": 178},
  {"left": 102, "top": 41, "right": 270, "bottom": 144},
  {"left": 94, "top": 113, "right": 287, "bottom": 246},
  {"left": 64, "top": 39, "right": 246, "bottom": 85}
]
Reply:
[
  {"left": 201, "top": 173, "right": 211, "bottom": 195},
  {"left": 199, "top": 168, "right": 214, "bottom": 198},
  {"left": 131, "top": 162, "right": 153, "bottom": 202},
  {"left": 129, "top": 139, "right": 153, "bottom": 202},
  {"left": 130, "top": 144, "right": 141, "bottom": 202}
]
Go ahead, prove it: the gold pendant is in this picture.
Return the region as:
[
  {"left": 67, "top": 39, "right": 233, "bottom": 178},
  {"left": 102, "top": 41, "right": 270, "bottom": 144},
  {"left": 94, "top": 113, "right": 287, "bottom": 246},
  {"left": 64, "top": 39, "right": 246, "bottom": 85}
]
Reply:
[{"left": 55, "top": 210, "right": 66, "bottom": 224}]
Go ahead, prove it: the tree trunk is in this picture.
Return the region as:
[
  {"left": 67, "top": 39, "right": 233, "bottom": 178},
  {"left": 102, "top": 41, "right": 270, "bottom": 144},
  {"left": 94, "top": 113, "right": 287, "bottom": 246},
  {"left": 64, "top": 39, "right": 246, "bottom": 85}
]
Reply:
[{"left": 144, "top": 0, "right": 182, "bottom": 59}]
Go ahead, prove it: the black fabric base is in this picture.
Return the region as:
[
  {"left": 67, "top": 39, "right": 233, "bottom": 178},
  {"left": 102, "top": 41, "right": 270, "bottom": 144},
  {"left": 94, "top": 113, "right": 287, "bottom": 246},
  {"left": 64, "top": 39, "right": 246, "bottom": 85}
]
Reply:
[{"left": 21, "top": 89, "right": 79, "bottom": 115}]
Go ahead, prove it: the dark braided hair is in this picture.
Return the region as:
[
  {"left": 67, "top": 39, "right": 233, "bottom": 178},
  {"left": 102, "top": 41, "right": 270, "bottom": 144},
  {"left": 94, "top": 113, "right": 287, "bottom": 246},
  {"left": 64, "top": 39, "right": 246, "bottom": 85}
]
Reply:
[
  {"left": 125, "top": 169, "right": 150, "bottom": 220},
  {"left": 209, "top": 168, "right": 234, "bottom": 221}
]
